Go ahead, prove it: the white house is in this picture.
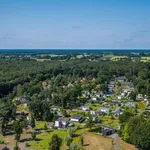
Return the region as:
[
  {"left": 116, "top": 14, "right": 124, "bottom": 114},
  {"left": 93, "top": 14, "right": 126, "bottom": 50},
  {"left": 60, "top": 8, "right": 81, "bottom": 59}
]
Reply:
[
  {"left": 125, "top": 102, "right": 135, "bottom": 107},
  {"left": 92, "top": 97, "right": 97, "bottom": 101},
  {"left": 55, "top": 117, "right": 69, "bottom": 128},
  {"left": 137, "top": 94, "right": 144, "bottom": 101},
  {"left": 90, "top": 110, "right": 96, "bottom": 115},
  {"left": 99, "top": 107, "right": 110, "bottom": 115},
  {"left": 80, "top": 106, "right": 90, "bottom": 111},
  {"left": 71, "top": 114, "right": 83, "bottom": 122},
  {"left": 118, "top": 95, "right": 122, "bottom": 100}
]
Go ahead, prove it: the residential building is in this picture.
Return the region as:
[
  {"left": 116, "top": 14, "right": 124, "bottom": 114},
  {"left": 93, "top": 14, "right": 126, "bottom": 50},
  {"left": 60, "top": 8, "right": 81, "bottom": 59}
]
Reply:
[
  {"left": 80, "top": 106, "right": 90, "bottom": 111},
  {"left": 101, "top": 125, "right": 115, "bottom": 136},
  {"left": 55, "top": 117, "right": 69, "bottom": 128},
  {"left": 71, "top": 114, "right": 83, "bottom": 122},
  {"left": 99, "top": 107, "right": 110, "bottom": 115},
  {"left": 114, "top": 107, "right": 121, "bottom": 116},
  {"left": 125, "top": 102, "right": 136, "bottom": 107}
]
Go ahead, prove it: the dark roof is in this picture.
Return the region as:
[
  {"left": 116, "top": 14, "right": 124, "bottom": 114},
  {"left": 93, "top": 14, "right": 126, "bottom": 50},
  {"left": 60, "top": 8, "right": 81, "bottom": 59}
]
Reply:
[
  {"left": 72, "top": 114, "right": 83, "bottom": 120},
  {"left": 101, "top": 125, "right": 114, "bottom": 130},
  {"left": 57, "top": 117, "right": 69, "bottom": 122}
]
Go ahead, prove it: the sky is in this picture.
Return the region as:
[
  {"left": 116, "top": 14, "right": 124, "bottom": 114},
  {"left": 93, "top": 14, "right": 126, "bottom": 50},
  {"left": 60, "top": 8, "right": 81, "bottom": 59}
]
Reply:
[{"left": 0, "top": 0, "right": 150, "bottom": 49}]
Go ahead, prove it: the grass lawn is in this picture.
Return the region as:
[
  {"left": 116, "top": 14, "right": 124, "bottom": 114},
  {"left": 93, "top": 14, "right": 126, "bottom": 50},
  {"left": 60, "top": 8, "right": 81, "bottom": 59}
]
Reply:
[
  {"left": 36, "top": 121, "right": 46, "bottom": 129},
  {"left": 89, "top": 103, "right": 101, "bottom": 111},
  {"left": 28, "top": 130, "right": 67, "bottom": 150},
  {"left": 99, "top": 116, "right": 119, "bottom": 130}
]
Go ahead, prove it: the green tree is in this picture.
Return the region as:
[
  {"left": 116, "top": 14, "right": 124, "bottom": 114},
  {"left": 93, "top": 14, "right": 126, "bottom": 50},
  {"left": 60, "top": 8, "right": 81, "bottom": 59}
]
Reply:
[
  {"left": 122, "top": 124, "right": 130, "bottom": 142},
  {"left": 68, "top": 127, "right": 75, "bottom": 138},
  {"left": 61, "top": 109, "right": 67, "bottom": 117},
  {"left": 44, "top": 123, "right": 48, "bottom": 131},
  {"left": 69, "top": 142, "right": 81, "bottom": 150},
  {"left": 65, "top": 136, "right": 72, "bottom": 147},
  {"left": 79, "top": 136, "right": 84, "bottom": 146},
  {"left": 30, "top": 115, "right": 35, "bottom": 128},
  {"left": 129, "top": 91, "right": 136, "bottom": 101},
  {"left": 13, "top": 121, "right": 24, "bottom": 141},
  {"left": 31, "top": 132, "right": 36, "bottom": 139},
  {"left": 85, "top": 113, "right": 94, "bottom": 129},
  {"left": 49, "top": 134, "right": 62, "bottom": 150},
  {"left": 13, "top": 142, "right": 19, "bottom": 150}
]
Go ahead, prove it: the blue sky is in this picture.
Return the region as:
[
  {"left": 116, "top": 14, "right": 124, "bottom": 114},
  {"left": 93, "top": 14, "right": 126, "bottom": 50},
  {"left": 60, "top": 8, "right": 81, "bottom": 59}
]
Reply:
[{"left": 0, "top": 0, "right": 150, "bottom": 49}]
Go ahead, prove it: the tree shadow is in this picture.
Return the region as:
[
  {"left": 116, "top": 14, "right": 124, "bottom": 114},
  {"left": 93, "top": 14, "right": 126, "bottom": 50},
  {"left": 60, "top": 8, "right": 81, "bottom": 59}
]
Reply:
[
  {"left": 5, "top": 131, "right": 14, "bottom": 136},
  {"left": 19, "top": 138, "right": 42, "bottom": 143},
  {"left": 83, "top": 144, "right": 89, "bottom": 146},
  {"left": 73, "top": 134, "right": 80, "bottom": 137}
]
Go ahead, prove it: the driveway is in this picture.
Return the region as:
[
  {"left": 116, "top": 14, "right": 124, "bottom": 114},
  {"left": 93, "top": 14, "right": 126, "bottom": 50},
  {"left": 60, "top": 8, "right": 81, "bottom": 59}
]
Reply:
[{"left": 109, "top": 134, "right": 120, "bottom": 150}]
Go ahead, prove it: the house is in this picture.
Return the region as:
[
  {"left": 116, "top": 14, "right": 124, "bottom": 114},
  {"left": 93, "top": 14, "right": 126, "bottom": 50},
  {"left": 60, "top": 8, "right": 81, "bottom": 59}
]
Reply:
[
  {"left": 146, "top": 99, "right": 150, "bottom": 106},
  {"left": 48, "top": 122, "right": 55, "bottom": 129},
  {"left": 114, "top": 107, "right": 121, "bottom": 116},
  {"left": 92, "top": 115, "right": 98, "bottom": 122},
  {"left": 87, "top": 99, "right": 98, "bottom": 103},
  {"left": 137, "top": 94, "right": 144, "bottom": 101},
  {"left": 51, "top": 107, "right": 61, "bottom": 111},
  {"left": 125, "top": 102, "right": 135, "bottom": 107},
  {"left": 55, "top": 117, "right": 69, "bottom": 128},
  {"left": 99, "top": 107, "right": 110, "bottom": 115},
  {"left": 108, "top": 81, "right": 115, "bottom": 88},
  {"left": 100, "top": 96, "right": 105, "bottom": 101},
  {"left": 121, "top": 90, "right": 128, "bottom": 97},
  {"left": 118, "top": 95, "right": 122, "bottom": 100},
  {"left": 108, "top": 81, "right": 115, "bottom": 92},
  {"left": 112, "top": 99, "right": 121, "bottom": 103},
  {"left": 103, "top": 101, "right": 118, "bottom": 106},
  {"left": 15, "top": 96, "right": 30, "bottom": 104},
  {"left": 67, "top": 83, "right": 73, "bottom": 88},
  {"left": 16, "top": 111, "right": 29, "bottom": 118},
  {"left": 42, "top": 81, "right": 47, "bottom": 86},
  {"left": 80, "top": 77, "right": 86, "bottom": 82},
  {"left": 71, "top": 114, "right": 83, "bottom": 122},
  {"left": 101, "top": 125, "right": 115, "bottom": 136},
  {"left": 80, "top": 106, "right": 90, "bottom": 111},
  {"left": 116, "top": 76, "right": 126, "bottom": 82},
  {"left": 90, "top": 110, "right": 96, "bottom": 115}
]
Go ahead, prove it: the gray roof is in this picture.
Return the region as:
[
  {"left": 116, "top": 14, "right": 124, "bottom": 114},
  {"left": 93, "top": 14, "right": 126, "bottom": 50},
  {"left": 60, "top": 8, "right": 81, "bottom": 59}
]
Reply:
[
  {"left": 72, "top": 114, "right": 83, "bottom": 120},
  {"left": 57, "top": 117, "right": 69, "bottom": 122}
]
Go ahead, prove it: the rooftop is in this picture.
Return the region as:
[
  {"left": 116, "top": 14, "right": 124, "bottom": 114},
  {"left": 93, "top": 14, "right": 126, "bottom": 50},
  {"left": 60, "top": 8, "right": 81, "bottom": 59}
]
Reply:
[{"left": 72, "top": 114, "right": 83, "bottom": 120}]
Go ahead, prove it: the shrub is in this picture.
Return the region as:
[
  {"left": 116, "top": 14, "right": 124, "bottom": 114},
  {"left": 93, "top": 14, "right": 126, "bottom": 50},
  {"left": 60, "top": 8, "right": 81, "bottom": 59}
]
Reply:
[
  {"left": 0, "top": 140, "right": 4, "bottom": 144},
  {"left": 25, "top": 142, "right": 30, "bottom": 147}
]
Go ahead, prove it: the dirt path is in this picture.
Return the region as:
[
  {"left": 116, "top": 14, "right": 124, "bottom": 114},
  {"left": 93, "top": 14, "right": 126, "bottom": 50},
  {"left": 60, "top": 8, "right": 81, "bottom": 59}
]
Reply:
[{"left": 113, "top": 134, "right": 120, "bottom": 150}]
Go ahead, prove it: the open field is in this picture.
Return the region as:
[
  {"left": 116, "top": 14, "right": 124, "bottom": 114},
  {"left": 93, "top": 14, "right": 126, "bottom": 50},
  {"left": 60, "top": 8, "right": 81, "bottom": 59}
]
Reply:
[
  {"left": 62, "top": 132, "right": 113, "bottom": 150},
  {"left": 28, "top": 130, "right": 67, "bottom": 150},
  {"left": 140, "top": 57, "right": 150, "bottom": 62},
  {"left": 111, "top": 56, "right": 128, "bottom": 61},
  {"left": 81, "top": 132, "right": 113, "bottom": 150}
]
